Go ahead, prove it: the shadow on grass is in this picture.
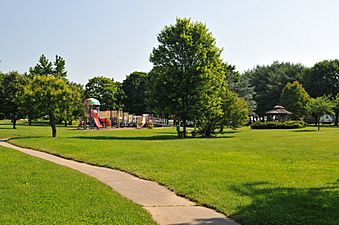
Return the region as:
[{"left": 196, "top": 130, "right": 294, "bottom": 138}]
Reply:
[
  {"left": 230, "top": 181, "right": 339, "bottom": 225},
  {"left": 10, "top": 136, "right": 47, "bottom": 140},
  {"left": 70, "top": 134, "right": 234, "bottom": 141},
  {"left": 0, "top": 127, "right": 15, "bottom": 130},
  {"left": 292, "top": 129, "right": 317, "bottom": 133}
]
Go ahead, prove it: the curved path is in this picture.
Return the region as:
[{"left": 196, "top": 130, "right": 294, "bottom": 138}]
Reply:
[{"left": 0, "top": 139, "right": 239, "bottom": 225}]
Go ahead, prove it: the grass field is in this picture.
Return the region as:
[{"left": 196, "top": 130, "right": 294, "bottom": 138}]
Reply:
[
  {"left": 0, "top": 145, "right": 156, "bottom": 225},
  {"left": 1, "top": 120, "right": 338, "bottom": 225}
]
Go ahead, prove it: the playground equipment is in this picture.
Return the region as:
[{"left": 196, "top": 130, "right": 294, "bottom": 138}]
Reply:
[
  {"left": 78, "top": 98, "right": 169, "bottom": 129},
  {"left": 81, "top": 98, "right": 103, "bottom": 129}
]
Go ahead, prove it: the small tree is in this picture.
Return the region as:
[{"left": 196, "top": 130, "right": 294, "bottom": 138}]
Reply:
[
  {"left": 280, "top": 81, "right": 310, "bottom": 120},
  {"left": 306, "top": 96, "right": 334, "bottom": 130},
  {"left": 25, "top": 75, "right": 73, "bottom": 137},
  {"left": 0, "top": 71, "right": 26, "bottom": 129},
  {"left": 220, "top": 91, "right": 249, "bottom": 132}
]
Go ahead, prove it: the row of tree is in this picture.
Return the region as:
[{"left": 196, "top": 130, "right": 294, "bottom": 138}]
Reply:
[
  {"left": 244, "top": 60, "right": 339, "bottom": 118},
  {"left": 1, "top": 18, "right": 338, "bottom": 137}
]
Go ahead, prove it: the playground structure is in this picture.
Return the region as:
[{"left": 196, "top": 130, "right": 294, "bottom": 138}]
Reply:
[{"left": 79, "top": 98, "right": 169, "bottom": 129}]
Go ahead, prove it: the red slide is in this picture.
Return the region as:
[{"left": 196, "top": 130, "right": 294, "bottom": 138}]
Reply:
[
  {"left": 93, "top": 114, "right": 103, "bottom": 128},
  {"left": 91, "top": 109, "right": 103, "bottom": 128}
]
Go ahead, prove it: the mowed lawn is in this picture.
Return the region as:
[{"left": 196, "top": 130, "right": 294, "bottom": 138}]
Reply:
[
  {"left": 0, "top": 145, "right": 156, "bottom": 225},
  {"left": 1, "top": 120, "right": 338, "bottom": 225}
]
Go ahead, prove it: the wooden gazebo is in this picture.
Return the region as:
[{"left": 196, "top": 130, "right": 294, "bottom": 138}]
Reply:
[{"left": 265, "top": 105, "right": 292, "bottom": 122}]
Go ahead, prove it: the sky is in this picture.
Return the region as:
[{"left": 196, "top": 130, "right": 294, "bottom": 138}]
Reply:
[{"left": 1, "top": 0, "right": 339, "bottom": 84}]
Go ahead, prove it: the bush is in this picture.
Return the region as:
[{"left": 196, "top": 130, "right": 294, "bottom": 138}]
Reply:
[
  {"left": 250, "top": 121, "right": 306, "bottom": 129},
  {"left": 148, "top": 123, "right": 154, "bottom": 129}
]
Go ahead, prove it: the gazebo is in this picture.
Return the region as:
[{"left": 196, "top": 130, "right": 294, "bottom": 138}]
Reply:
[{"left": 265, "top": 105, "right": 292, "bottom": 122}]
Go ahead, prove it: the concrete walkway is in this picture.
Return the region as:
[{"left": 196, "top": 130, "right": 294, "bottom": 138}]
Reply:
[{"left": 0, "top": 139, "right": 240, "bottom": 225}]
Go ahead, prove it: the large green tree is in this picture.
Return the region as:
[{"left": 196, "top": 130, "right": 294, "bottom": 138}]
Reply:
[
  {"left": 122, "top": 71, "right": 148, "bottom": 114},
  {"left": 85, "top": 76, "right": 124, "bottom": 110},
  {"left": 149, "top": 18, "right": 226, "bottom": 137},
  {"left": 25, "top": 75, "right": 73, "bottom": 137},
  {"left": 280, "top": 81, "right": 310, "bottom": 120},
  {"left": 306, "top": 96, "right": 334, "bottom": 130},
  {"left": 303, "top": 59, "right": 339, "bottom": 98},
  {"left": 0, "top": 71, "right": 26, "bottom": 129},
  {"left": 244, "top": 61, "right": 306, "bottom": 116}
]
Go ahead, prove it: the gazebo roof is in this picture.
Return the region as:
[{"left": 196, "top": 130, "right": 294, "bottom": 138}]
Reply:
[{"left": 266, "top": 105, "right": 292, "bottom": 115}]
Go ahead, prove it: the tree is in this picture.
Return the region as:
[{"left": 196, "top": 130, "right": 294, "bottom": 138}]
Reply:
[
  {"left": 29, "top": 54, "right": 53, "bottom": 76},
  {"left": 0, "top": 71, "right": 26, "bottom": 129},
  {"left": 280, "top": 81, "right": 310, "bottom": 120},
  {"left": 21, "top": 75, "right": 42, "bottom": 125},
  {"left": 220, "top": 91, "right": 249, "bottom": 131},
  {"left": 149, "top": 18, "right": 226, "bottom": 137},
  {"left": 244, "top": 61, "right": 306, "bottom": 116},
  {"left": 53, "top": 55, "right": 67, "bottom": 78},
  {"left": 61, "top": 82, "right": 84, "bottom": 126},
  {"left": 303, "top": 59, "right": 339, "bottom": 98},
  {"left": 122, "top": 71, "right": 148, "bottom": 114},
  {"left": 226, "top": 64, "right": 256, "bottom": 114},
  {"left": 25, "top": 75, "right": 73, "bottom": 137},
  {"left": 306, "top": 96, "right": 334, "bottom": 130},
  {"left": 29, "top": 54, "right": 67, "bottom": 79},
  {"left": 85, "top": 76, "right": 124, "bottom": 110}
]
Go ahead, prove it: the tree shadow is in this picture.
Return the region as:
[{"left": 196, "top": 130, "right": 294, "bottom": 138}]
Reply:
[
  {"left": 70, "top": 134, "right": 234, "bottom": 141},
  {"left": 173, "top": 217, "right": 236, "bottom": 225},
  {"left": 10, "top": 135, "right": 46, "bottom": 140},
  {"left": 71, "top": 135, "right": 180, "bottom": 141},
  {"left": 291, "top": 129, "right": 317, "bottom": 133},
  {"left": 230, "top": 181, "right": 339, "bottom": 225},
  {"left": 0, "top": 127, "right": 15, "bottom": 130}
]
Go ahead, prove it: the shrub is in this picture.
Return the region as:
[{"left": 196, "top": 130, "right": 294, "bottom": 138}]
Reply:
[
  {"left": 250, "top": 121, "right": 306, "bottom": 129},
  {"left": 148, "top": 123, "right": 154, "bottom": 129}
]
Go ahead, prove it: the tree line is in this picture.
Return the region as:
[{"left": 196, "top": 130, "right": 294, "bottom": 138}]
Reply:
[{"left": 0, "top": 18, "right": 338, "bottom": 137}]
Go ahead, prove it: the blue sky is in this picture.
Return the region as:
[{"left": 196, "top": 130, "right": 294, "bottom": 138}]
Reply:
[{"left": 1, "top": 0, "right": 338, "bottom": 84}]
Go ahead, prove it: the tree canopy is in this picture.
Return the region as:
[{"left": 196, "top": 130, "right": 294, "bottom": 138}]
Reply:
[
  {"left": 306, "top": 96, "right": 334, "bottom": 130},
  {"left": 280, "top": 81, "right": 310, "bottom": 120},
  {"left": 85, "top": 76, "right": 124, "bottom": 110},
  {"left": 244, "top": 61, "right": 306, "bottom": 116},
  {"left": 0, "top": 71, "right": 27, "bottom": 128},
  {"left": 149, "top": 18, "right": 226, "bottom": 137},
  {"left": 29, "top": 54, "right": 67, "bottom": 78},
  {"left": 303, "top": 59, "right": 339, "bottom": 98},
  {"left": 122, "top": 71, "right": 148, "bottom": 114},
  {"left": 25, "top": 75, "right": 74, "bottom": 137}
]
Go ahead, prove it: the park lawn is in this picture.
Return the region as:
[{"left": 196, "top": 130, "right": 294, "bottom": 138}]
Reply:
[
  {"left": 0, "top": 145, "right": 156, "bottom": 225},
  {"left": 1, "top": 120, "right": 338, "bottom": 225}
]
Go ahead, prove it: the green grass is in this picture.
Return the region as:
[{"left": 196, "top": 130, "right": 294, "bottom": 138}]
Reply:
[
  {"left": 0, "top": 145, "right": 156, "bottom": 225},
  {"left": 1, "top": 120, "right": 338, "bottom": 225}
]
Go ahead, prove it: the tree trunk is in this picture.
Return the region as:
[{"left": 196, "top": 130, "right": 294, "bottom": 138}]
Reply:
[
  {"left": 28, "top": 117, "right": 32, "bottom": 125},
  {"left": 182, "top": 119, "right": 187, "bottom": 138},
  {"left": 219, "top": 125, "right": 224, "bottom": 133},
  {"left": 12, "top": 116, "right": 17, "bottom": 129},
  {"left": 64, "top": 120, "right": 67, "bottom": 127},
  {"left": 335, "top": 112, "right": 338, "bottom": 126},
  {"left": 50, "top": 114, "right": 57, "bottom": 137},
  {"left": 317, "top": 115, "right": 320, "bottom": 131}
]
